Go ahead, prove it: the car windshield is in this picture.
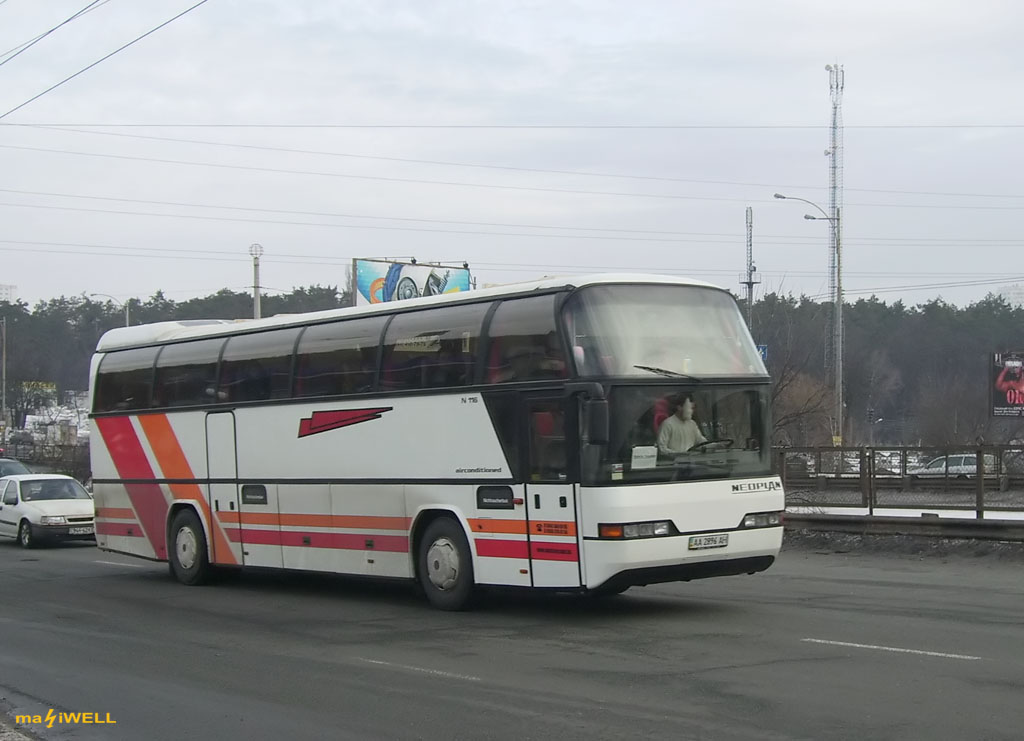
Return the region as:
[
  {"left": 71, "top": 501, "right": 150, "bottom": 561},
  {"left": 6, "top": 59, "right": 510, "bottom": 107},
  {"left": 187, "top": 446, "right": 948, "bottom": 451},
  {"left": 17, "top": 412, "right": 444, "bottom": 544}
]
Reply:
[
  {"left": 584, "top": 384, "right": 772, "bottom": 484},
  {"left": 0, "top": 459, "right": 30, "bottom": 476},
  {"left": 563, "top": 284, "right": 766, "bottom": 378},
  {"left": 21, "top": 479, "right": 91, "bottom": 501}
]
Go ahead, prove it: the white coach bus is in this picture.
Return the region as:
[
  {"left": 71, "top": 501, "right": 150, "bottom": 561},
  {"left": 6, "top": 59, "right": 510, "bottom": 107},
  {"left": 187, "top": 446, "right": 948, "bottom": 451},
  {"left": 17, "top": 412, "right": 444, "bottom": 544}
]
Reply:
[{"left": 89, "top": 274, "right": 783, "bottom": 610}]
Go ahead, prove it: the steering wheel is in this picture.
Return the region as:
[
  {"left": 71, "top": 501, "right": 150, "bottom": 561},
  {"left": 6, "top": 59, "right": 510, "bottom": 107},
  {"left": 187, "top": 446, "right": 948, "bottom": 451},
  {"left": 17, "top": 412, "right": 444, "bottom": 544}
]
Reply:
[{"left": 690, "top": 438, "right": 734, "bottom": 452}]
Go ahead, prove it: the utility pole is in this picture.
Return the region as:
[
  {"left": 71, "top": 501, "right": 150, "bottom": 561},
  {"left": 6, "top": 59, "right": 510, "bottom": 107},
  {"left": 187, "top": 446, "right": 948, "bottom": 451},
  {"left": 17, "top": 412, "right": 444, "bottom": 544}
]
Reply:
[
  {"left": 249, "top": 243, "right": 263, "bottom": 319},
  {"left": 739, "top": 206, "right": 760, "bottom": 329}
]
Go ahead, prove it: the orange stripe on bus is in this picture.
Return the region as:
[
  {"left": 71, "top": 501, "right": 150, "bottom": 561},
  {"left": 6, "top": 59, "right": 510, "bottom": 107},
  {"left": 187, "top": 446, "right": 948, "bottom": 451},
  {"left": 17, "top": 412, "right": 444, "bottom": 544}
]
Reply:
[
  {"left": 95, "top": 507, "right": 137, "bottom": 520},
  {"left": 467, "top": 518, "right": 527, "bottom": 534},
  {"left": 138, "top": 414, "right": 239, "bottom": 566}
]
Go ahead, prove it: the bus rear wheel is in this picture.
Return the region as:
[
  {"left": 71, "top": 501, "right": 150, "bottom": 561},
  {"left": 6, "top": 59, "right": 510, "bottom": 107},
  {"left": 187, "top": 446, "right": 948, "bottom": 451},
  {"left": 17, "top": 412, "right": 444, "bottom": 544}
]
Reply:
[
  {"left": 169, "top": 508, "right": 211, "bottom": 586},
  {"left": 417, "top": 517, "right": 475, "bottom": 611}
]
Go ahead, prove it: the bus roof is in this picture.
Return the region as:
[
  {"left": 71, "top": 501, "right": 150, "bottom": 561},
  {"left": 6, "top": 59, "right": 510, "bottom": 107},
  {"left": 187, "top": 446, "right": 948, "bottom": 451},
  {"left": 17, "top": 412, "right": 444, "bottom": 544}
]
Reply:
[{"left": 95, "top": 273, "right": 724, "bottom": 352}]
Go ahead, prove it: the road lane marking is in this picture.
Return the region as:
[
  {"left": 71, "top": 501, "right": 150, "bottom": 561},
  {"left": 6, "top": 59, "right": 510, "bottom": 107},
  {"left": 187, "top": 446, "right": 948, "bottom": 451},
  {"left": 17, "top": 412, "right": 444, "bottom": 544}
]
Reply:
[
  {"left": 802, "top": 638, "right": 982, "bottom": 661},
  {"left": 357, "top": 658, "right": 481, "bottom": 682},
  {"left": 93, "top": 560, "right": 147, "bottom": 568}
]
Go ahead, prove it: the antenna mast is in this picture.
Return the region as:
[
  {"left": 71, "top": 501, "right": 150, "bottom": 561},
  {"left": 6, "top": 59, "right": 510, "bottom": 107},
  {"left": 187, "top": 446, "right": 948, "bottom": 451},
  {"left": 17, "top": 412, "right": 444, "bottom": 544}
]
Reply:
[
  {"left": 827, "top": 62, "right": 845, "bottom": 442},
  {"left": 739, "top": 206, "right": 759, "bottom": 328}
]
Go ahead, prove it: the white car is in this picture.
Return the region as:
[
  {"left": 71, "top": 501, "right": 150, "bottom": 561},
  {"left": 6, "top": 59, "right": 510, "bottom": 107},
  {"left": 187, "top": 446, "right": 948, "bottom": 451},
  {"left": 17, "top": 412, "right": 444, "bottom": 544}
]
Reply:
[
  {"left": 906, "top": 454, "right": 995, "bottom": 479},
  {"left": 0, "top": 474, "right": 95, "bottom": 548}
]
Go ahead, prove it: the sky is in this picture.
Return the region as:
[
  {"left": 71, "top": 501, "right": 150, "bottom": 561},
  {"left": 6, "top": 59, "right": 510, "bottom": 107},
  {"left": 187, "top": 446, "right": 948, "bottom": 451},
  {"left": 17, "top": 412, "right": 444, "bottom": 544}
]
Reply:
[{"left": 1, "top": 0, "right": 1023, "bottom": 310}]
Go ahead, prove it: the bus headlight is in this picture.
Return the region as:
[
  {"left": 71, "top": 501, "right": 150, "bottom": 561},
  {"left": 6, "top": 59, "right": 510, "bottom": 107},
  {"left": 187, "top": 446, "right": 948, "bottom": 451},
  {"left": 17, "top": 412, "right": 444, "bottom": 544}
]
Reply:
[
  {"left": 599, "top": 520, "right": 677, "bottom": 539},
  {"left": 741, "top": 512, "right": 783, "bottom": 529}
]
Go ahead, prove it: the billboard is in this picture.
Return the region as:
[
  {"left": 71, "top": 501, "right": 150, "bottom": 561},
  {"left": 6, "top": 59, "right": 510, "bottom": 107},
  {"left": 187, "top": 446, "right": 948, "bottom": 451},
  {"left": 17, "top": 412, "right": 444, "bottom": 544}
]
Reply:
[
  {"left": 353, "top": 259, "right": 472, "bottom": 306},
  {"left": 991, "top": 351, "right": 1024, "bottom": 416}
]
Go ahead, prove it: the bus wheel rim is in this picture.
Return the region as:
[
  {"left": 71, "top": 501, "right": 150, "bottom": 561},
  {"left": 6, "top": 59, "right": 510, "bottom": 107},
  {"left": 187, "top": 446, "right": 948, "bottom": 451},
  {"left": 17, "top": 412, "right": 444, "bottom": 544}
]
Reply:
[
  {"left": 176, "top": 527, "right": 198, "bottom": 570},
  {"left": 426, "top": 537, "right": 459, "bottom": 591}
]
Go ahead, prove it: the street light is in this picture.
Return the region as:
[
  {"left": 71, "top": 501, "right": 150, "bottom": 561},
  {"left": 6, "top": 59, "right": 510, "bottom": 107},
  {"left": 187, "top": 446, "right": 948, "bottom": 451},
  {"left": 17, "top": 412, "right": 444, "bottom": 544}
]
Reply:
[
  {"left": 773, "top": 192, "right": 843, "bottom": 445},
  {"left": 90, "top": 293, "right": 130, "bottom": 327}
]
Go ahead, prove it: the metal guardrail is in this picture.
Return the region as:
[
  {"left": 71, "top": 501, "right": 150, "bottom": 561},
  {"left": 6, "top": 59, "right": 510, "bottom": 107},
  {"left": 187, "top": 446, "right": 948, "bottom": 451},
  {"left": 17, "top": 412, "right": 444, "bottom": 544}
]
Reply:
[
  {"left": 784, "top": 513, "right": 1024, "bottom": 542},
  {"left": 775, "top": 446, "right": 1024, "bottom": 518},
  {"left": 3, "top": 442, "right": 90, "bottom": 481}
]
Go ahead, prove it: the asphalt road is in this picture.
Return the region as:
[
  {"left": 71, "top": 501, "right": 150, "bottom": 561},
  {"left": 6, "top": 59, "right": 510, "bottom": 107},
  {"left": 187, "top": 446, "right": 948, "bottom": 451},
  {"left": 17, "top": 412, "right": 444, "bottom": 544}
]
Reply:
[{"left": 1, "top": 539, "right": 1022, "bottom": 741}]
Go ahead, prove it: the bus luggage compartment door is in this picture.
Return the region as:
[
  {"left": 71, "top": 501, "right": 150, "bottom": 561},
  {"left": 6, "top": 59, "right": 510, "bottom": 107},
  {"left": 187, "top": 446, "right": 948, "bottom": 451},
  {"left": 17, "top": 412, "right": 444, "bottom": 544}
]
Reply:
[
  {"left": 524, "top": 482, "right": 581, "bottom": 587},
  {"left": 205, "top": 412, "right": 244, "bottom": 565}
]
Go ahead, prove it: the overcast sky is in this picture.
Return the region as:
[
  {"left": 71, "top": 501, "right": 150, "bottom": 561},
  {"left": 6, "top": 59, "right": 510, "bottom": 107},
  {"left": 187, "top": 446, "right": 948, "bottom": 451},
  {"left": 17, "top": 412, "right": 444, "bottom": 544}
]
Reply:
[{"left": 1, "top": 0, "right": 1022, "bottom": 310}]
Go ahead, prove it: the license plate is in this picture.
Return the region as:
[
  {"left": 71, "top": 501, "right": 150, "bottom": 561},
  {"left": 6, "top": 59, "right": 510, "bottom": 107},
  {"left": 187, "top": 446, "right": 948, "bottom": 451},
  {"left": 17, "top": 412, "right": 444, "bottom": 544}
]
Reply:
[
  {"left": 688, "top": 534, "right": 728, "bottom": 550},
  {"left": 69, "top": 526, "right": 93, "bottom": 535}
]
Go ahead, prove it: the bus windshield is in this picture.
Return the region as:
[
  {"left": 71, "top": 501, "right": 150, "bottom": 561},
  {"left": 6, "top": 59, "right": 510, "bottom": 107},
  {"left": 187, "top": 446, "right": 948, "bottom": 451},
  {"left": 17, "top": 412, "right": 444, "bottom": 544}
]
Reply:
[
  {"left": 584, "top": 384, "right": 771, "bottom": 485},
  {"left": 564, "top": 284, "right": 766, "bottom": 378}
]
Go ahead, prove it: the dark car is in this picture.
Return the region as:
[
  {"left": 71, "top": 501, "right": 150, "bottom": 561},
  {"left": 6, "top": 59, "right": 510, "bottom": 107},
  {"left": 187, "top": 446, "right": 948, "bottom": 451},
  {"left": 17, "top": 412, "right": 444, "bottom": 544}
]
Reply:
[{"left": 0, "top": 458, "right": 30, "bottom": 477}]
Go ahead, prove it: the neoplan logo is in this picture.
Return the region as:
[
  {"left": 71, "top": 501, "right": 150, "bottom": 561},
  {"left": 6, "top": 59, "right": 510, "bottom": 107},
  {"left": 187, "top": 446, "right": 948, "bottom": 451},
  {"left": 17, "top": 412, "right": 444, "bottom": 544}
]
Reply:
[
  {"left": 298, "top": 407, "right": 392, "bottom": 438},
  {"left": 731, "top": 481, "right": 783, "bottom": 493}
]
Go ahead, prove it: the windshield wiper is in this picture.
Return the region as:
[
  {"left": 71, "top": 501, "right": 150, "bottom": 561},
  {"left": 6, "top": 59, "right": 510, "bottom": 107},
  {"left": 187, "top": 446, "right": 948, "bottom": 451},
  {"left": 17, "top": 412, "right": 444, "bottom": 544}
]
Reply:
[{"left": 633, "top": 364, "right": 701, "bottom": 382}]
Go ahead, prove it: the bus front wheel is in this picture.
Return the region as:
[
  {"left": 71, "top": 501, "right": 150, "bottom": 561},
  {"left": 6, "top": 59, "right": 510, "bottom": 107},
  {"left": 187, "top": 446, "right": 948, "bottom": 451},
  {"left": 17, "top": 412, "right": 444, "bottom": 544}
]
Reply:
[
  {"left": 169, "top": 508, "right": 211, "bottom": 586},
  {"left": 417, "top": 517, "right": 475, "bottom": 611}
]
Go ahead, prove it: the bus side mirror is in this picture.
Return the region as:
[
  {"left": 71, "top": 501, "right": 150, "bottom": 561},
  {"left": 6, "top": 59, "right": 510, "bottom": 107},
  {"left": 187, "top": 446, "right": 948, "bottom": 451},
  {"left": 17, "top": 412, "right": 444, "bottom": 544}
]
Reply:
[{"left": 585, "top": 399, "right": 609, "bottom": 445}]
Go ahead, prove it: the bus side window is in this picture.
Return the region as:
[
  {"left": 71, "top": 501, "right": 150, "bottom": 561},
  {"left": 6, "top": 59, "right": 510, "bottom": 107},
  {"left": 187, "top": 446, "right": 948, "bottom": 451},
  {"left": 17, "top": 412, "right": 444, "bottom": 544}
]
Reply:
[
  {"left": 219, "top": 327, "right": 300, "bottom": 403},
  {"left": 94, "top": 346, "right": 159, "bottom": 413},
  {"left": 153, "top": 338, "right": 225, "bottom": 408},
  {"left": 295, "top": 316, "right": 386, "bottom": 398},
  {"left": 486, "top": 294, "right": 566, "bottom": 384},
  {"left": 381, "top": 303, "right": 488, "bottom": 391}
]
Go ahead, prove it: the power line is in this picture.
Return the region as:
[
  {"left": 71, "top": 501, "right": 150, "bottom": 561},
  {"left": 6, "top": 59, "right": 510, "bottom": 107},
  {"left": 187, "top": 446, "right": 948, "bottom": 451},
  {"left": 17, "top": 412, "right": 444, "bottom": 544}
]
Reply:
[
  {"left": 5, "top": 142, "right": 1024, "bottom": 211},
  {"left": 4, "top": 122, "right": 1024, "bottom": 129},
  {"left": 12, "top": 124, "right": 1024, "bottom": 200},
  {"left": 0, "top": 186, "right": 822, "bottom": 239},
  {"left": 0, "top": 0, "right": 212, "bottom": 121},
  {"left": 3, "top": 186, "right": 1023, "bottom": 244},
  {"left": 0, "top": 0, "right": 107, "bottom": 69},
  {"left": 0, "top": 239, "right": 1017, "bottom": 281}
]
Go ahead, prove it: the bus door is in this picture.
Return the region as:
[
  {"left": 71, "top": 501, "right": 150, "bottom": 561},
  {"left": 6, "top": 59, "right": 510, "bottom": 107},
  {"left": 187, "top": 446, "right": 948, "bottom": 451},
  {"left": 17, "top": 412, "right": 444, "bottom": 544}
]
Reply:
[
  {"left": 523, "top": 396, "right": 582, "bottom": 588},
  {"left": 204, "top": 412, "right": 244, "bottom": 565}
]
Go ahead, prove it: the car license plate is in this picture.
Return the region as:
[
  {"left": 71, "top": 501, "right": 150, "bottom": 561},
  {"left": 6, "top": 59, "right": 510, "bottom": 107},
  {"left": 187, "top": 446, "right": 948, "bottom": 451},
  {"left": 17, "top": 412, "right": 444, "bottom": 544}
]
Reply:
[
  {"left": 69, "top": 526, "right": 93, "bottom": 535},
  {"left": 688, "top": 534, "right": 728, "bottom": 550}
]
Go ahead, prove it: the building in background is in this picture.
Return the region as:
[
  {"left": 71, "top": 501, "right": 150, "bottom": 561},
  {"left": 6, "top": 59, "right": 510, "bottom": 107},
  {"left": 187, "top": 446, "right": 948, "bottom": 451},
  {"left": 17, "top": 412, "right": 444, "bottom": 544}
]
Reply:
[
  {"left": 999, "top": 284, "right": 1024, "bottom": 308},
  {"left": 0, "top": 284, "right": 17, "bottom": 302}
]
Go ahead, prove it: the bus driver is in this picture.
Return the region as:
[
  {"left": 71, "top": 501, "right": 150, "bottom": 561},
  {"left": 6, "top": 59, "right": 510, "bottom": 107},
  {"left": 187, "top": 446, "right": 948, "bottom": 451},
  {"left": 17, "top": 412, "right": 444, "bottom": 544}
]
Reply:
[{"left": 657, "top": 394, "right": 706, "bottom": 457}]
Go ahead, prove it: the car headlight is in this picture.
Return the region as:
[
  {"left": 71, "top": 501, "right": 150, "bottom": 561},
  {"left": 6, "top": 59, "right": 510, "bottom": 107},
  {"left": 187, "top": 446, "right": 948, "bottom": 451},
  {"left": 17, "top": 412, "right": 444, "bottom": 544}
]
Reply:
[{"left": 40, "top": 515, "right": 67, "bottom": 525}]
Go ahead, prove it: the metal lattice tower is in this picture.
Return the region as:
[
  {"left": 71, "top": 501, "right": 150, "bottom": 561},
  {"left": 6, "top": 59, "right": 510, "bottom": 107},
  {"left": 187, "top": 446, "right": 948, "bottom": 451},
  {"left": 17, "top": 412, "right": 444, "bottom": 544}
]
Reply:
[
  {"left": 739, "top": 206, "right": 760, "bottom": 328},
  {"left": 827, "top": 63, "right": 845, "bottom": 441}
]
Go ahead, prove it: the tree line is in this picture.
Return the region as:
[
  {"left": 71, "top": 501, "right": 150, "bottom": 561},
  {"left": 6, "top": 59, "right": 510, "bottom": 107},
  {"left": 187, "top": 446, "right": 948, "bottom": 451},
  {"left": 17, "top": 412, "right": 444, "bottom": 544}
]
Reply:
[{"left": 2, "top": 285, "right": 1022, "bottom": 447}]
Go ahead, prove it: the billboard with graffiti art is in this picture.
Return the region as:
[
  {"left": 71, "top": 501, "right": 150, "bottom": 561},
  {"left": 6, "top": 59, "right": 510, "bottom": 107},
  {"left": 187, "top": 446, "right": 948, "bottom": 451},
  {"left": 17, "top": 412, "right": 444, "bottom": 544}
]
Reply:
[{"left": 353, "top": 259, "right": 472, "bottom": 306}]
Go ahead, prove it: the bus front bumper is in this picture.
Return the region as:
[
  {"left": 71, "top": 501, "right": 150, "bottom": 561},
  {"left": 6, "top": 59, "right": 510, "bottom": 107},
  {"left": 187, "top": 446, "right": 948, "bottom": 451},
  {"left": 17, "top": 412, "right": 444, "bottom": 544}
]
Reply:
[{"left": 583, "top": 526, "right": 782, "bottom": 591}]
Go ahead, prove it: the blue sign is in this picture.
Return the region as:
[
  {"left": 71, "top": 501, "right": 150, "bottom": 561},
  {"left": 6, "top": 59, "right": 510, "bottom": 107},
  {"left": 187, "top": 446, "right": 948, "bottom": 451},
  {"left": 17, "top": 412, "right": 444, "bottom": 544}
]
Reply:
[{"left": 757, "top": 344, "right": 768, "bottom": 362}]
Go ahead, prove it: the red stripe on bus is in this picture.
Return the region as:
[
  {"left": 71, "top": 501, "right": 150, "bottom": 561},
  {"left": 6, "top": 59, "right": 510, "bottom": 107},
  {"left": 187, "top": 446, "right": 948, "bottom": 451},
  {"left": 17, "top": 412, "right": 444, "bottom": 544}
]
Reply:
[
  {"left": 530, "top": 542, "right": 579, "bottom": 562},
  {"left": 96, "top": 521, "right": 144, "bottom": 537},
  {"left": 224, "top": 527, "right": 409, "bottom": 553},
  {"left": 474, "top": 539, "right": 529, "bottom": 559},
  {"left": 95, "top": 507, "right": 137, "bottom": 520},
  {"left": 94, "top": 417, "right": 169, "bottom": 560}
]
